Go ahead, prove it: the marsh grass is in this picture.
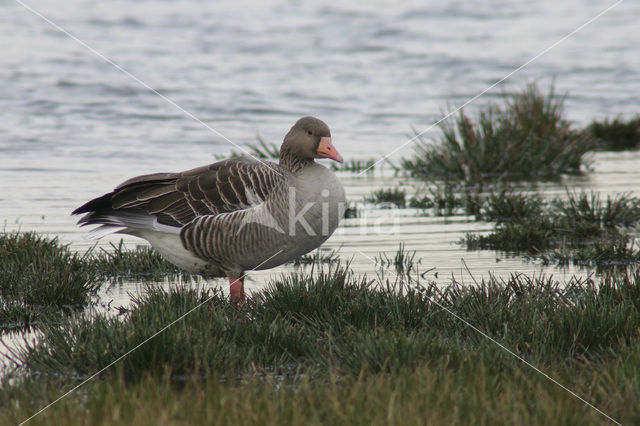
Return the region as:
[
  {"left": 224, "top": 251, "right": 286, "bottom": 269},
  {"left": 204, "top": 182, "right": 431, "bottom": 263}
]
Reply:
[
  {"left": 214, "top": 137, "right": 280, "bottom": 160},
  {"left": 477, "top": 188, "right": 544, "bottom": 223},
  {"left": 331, "top": 158, "right": 377, "bottom": 173},
  {"left": 375, "top": 243, "right": 421, "bottom": 282},
  {"left": 587, "top": 115, "right": 640, "bottom": 150},
  {"left": 0, "top": 233, "right": 188, "bottom": 332},
  {"left": 465, "top": 190, "right": 640, "bottom": 266},
  {"left": 0, "top": 232, "right": 99, "bottom": 330},
  {"left": 8, "top": 265, "right": 640, "bottom": 379},
  {"left": 409, "top": 182, "right": 482, "bottom": 216},
  {"left": 290, "top": 248, "right": 341, "bottom": 266},
  {"left": 342, "top": 201, "right": 360, "bottom": 219},
  {"left": 85, "top": 240, "right": 183, "bottom": 279},
  {"left": 366, "top": 187, "right": 407, "bottom": 208},
  {"left": 402, "top": 84, "right": 593, "bottom": 181},
  {"left": 2, "top": 265, "right": 640, "bottom": 424}
]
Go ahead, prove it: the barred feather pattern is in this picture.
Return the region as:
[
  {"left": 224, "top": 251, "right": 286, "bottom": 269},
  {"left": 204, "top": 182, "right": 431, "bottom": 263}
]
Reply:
[
  {"left": 73, "top": 117, "right": 345, "bottom": 279},
  {"left": 74, "top": 157, "right": 345, "bottom": 278}
]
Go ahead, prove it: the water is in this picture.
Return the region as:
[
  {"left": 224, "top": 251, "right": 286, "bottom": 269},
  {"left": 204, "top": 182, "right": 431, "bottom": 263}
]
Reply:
[{"left": 2, "top": 0, "right": 640, "bottom": 304}]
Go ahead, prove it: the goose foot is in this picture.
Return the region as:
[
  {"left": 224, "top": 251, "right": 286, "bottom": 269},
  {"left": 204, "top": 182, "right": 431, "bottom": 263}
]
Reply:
[{"left": 230, "top": 276, "right": 245, "bottom": 305}]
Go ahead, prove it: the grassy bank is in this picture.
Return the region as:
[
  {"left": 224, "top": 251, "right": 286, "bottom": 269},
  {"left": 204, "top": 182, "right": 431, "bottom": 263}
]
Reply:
[{"left": 2, "top": 264, "right": 639, "bottom": 424}]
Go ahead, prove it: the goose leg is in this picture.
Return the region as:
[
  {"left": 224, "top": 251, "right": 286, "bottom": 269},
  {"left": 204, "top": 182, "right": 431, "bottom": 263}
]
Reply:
[{"left": 229, "top": 276, "right": 245, "bottom": 305}]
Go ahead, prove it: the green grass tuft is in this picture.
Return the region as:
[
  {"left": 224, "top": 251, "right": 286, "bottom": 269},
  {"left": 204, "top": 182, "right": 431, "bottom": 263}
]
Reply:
[
  {"left": 587, "top": 115, "right": 640, "bottom": 150},
  {"left": 290, "top": 248, "right": 341, "bottom": 267},
  {"left": 331, "top": 158, "right": 377, "bottom": 173},
  {"left": 0, "top": 233, "right": 191, "bottom": 332},
  {"left": 402, "top": 83, "right": 593, "bottom": 181},
  {"left": 409, "top": 182, "right": 482, "bottom": 216},
  {"left": 0, "top": 232, "right": 99, "bottom": 330},
  {"left": 214, "top": 137, "right": 280, "bottom": 160},
  {"left": 85, "top": 240, "right": 183, "bottom": 278},
  {"left": 365, "top": 188, "right": 407, "bottom": 208}
]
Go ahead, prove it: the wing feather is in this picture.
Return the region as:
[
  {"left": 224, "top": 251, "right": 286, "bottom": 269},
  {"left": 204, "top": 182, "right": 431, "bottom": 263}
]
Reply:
[{"left": 73, "top": 157, "right": 286, "bottom": 230}]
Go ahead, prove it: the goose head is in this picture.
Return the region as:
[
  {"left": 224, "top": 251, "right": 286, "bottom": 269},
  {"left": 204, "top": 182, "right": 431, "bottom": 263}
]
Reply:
[{"left": 280, "top": 117, "right": 343, "bottom": 170}]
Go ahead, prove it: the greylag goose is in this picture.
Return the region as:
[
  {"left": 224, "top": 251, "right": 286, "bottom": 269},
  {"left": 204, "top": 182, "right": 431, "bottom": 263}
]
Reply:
[{"left": 73, "top": 117, "right": 345, "bottom": 303}]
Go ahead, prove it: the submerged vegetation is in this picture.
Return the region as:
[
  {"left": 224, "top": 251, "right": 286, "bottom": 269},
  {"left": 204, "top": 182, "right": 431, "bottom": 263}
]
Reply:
[
  {"left": 401, "top": 84, "right": 593, "bottom": 181},
  {"left": 289, "top": 248, "right": 341, "bottom": 266},
  {"left": 331, "top": 157, "right": 377, "bottom": 173},
  {"left": 2, "top": 261, "right": 640, "bottom": 424}
]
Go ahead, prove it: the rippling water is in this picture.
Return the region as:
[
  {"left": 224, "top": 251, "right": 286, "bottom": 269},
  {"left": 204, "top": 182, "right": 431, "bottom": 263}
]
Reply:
[{"left": 2, "top": 0, "right": 640, "bottom": 303}]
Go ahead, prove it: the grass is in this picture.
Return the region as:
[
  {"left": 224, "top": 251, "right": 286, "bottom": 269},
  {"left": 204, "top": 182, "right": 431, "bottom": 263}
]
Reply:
[
  {"left": 464, "top": 190, "right": 640, "bottom": 266},
  {"left": 343, "top": 201, "right": 360, "bottom": 219},
  {"left": 402, "top": 83, "right": 593, "bottom": 181},
  {"left": 290, "top": 248, "right": 341, "bottom": 267},
  {"left": 85, "top": 240, "right": 183, "bottom": 278},
  {"left": 2, "top": 264, "right": 640, "bottom": 424},
  {"left": 366, "top": 188, "right": 407, "bottom": 208},
  {"left": 409, "top": 182, "right": 482, "bottom": 216},
  {"left": 587, "top": 115, "right": 640, "bottom": 150},
  {"left": 331, "top": 158, "right": 377, "bottom": 173},
  {"left": 0, "top": 233, "right": 187, "bottom": 332},
  {"left": 0, "top": 232, "right": 99, "bottom": 331},
  {"left": 375, "top": 243, "right": 421, "bottom": 283},
  {"left": 214, "top": 137, "right": 280, "bottom": 160},
  {"left": 476, "top": 187, "right": 544, "bottom": 223}
]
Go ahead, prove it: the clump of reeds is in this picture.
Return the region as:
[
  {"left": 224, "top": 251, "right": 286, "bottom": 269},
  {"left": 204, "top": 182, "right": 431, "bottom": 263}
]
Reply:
[{"left": 402, "top": 83, "right": 593, "bottom": 181}]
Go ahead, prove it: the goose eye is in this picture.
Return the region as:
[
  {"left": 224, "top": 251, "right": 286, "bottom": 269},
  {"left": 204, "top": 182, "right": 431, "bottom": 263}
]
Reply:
[{"left": 307, "top": 130, "right": 313, "bottom": 135}]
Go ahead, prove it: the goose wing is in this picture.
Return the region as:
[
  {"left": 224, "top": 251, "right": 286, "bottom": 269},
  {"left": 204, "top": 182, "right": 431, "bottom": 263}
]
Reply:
[{"left": 73, "top": 157, "right": 286, "bottom": 228}]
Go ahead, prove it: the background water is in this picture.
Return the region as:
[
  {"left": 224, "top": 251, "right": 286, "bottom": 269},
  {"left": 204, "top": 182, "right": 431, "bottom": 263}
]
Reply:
[{"left": 1, "top": 0, "right": 640, "bottom": 303}]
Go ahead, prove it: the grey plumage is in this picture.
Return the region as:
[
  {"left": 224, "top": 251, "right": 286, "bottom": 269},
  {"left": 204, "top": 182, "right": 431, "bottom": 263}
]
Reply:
[{"left": 73, "top": 117, "right": 345, "bottom": 281}]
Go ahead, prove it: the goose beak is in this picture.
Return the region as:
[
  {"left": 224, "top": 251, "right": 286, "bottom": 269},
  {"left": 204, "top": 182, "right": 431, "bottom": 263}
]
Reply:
[{"left": 316, "top": 137, "right": 343, "bottom": 163}]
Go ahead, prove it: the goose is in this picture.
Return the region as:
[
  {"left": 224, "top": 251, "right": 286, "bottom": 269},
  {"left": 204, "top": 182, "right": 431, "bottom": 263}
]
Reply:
[{"left": 73, "top": 117, "right": 345, "bottom": 304}]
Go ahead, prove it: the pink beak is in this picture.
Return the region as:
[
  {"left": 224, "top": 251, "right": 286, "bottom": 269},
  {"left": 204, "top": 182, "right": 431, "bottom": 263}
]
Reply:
[{"left": 316, "top": 137, "right": 344, "bottom": 163}]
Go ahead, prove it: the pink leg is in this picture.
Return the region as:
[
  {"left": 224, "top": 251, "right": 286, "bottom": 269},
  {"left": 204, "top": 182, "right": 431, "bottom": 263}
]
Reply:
[{"left": 229, "top": 276, "right": 245, "bottom": 305}]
